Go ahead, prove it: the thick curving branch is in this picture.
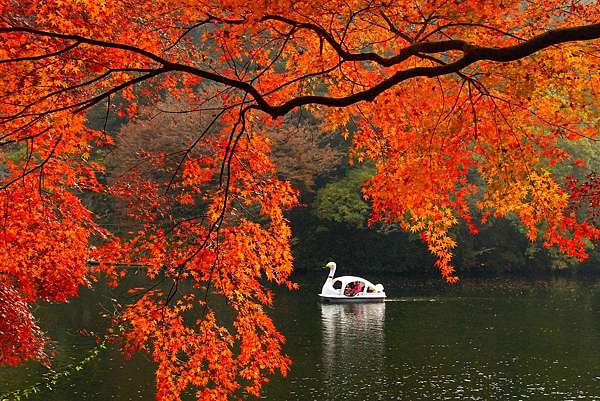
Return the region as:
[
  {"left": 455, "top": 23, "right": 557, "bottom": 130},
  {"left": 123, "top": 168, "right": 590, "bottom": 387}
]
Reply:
[
  {"left": 1, "top": 22, "right": 599, "bottom": 119},
  {"left": 259, "top": 22, "right": 600, "bottom": 116}
]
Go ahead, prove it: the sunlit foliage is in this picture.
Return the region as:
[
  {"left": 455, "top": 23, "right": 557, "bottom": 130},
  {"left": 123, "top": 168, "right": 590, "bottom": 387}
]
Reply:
[{"left": 1, "top": 1, "right": 599, "bottom": 399}]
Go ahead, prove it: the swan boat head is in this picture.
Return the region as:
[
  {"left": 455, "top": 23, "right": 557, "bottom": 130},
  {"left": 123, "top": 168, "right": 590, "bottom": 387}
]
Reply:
[{"left": 319, "top": 261, "right": 386, "bottom": 303}]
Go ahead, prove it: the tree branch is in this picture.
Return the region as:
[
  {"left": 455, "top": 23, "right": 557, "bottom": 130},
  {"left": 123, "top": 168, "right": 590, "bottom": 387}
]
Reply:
[{"left": 2, "top": 22, "right": 599, "bottom": 119}]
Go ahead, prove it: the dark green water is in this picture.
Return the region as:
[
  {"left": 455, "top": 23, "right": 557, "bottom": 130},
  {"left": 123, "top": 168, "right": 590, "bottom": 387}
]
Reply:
[{"left": 3, "top": 274, "right": 600, "bottom": 400}]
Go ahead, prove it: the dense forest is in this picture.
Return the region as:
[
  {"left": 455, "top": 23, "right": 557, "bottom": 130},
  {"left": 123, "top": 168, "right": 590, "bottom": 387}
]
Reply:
[{"left": 83, "top": 104, "right": 600, "bottom": 277}]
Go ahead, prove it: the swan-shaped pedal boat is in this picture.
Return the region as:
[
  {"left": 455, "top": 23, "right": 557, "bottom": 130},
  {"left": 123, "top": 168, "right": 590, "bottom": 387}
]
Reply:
[{"left": 319, "top": 261, "right": 386, "bottom": 303}]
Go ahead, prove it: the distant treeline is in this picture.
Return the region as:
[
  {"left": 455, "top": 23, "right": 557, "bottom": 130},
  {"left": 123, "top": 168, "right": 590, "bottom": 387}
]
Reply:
[
  {"left": 291, "top": 208, "right": 600, "bottom": 276},
  {"left": 291, "top": 162, "right": 600, "bottom": 277},
  {"left": 81, "top": 102, "right": 600, "bottom": 278}
]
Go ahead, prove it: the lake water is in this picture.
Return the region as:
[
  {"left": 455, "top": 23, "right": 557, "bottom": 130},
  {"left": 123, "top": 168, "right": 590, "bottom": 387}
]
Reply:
[{"left": 3, "top": 274, "right": 600, "bottom": 400}]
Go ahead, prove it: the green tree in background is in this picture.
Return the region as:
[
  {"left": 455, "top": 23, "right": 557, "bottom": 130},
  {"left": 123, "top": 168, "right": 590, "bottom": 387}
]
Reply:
[{"left": 314, "top": 166, "right": 375, "bottom": 228}]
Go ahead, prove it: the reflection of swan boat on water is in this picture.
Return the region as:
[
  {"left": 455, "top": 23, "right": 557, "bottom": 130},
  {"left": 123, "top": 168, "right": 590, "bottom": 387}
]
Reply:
[
  {"left": 320, "top": 302, "right": 386, "bottom": 343},
  {"left": 319, "top": 261, "right": 386, "bottom": 302},
  {"left": 320, "top": 302, "right": 386, "bottom": 390}
]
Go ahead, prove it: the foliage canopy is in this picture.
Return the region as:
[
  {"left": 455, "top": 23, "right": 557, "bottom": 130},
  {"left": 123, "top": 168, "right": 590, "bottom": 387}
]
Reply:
[{"left": 1, "top": 1, "right": 600, "bottom": 399}]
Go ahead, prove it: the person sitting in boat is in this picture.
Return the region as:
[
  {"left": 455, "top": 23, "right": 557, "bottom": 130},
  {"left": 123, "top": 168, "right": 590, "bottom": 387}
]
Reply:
[
  {"left": 343, "top": 282, "right": 355, "bottom": 296},
  {"left": 343, "top": 281, "right": 365, "bottom": 296}
]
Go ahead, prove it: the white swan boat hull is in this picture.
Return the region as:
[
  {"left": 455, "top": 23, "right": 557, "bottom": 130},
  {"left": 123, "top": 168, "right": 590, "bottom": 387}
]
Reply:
[
  {"left": 318, "top": 293, "right": 386, "bottom": 303},
  {"left": 319, "top": 264, "right": 387, "bottom": 303}
]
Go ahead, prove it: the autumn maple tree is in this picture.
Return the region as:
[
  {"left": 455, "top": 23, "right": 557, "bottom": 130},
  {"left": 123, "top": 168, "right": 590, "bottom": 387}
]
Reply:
[{"left": 1, "top": 1, "right": 600, "bottom": 399}]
